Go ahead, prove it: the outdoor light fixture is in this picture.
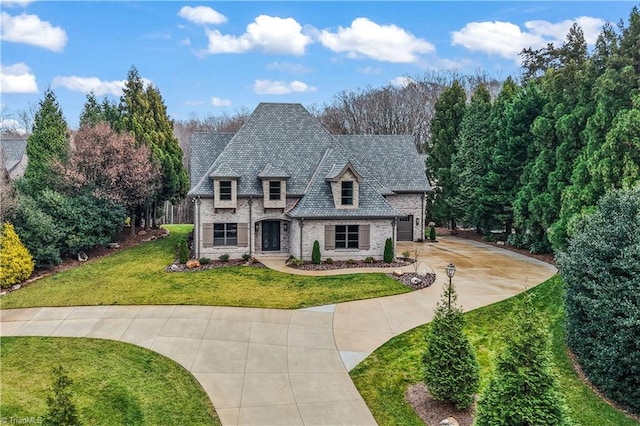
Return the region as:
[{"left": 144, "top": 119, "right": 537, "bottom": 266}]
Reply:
[
  {"left": 255, "top": 222, "right": 259, "bottom": 232},
  {"left": 416, "top": 217, "right": 420, "bottom": 225},
  {"left": 283, "top": 223, "right": 288, "bottom": 232},
  {"left": 445, "top": 263, "right": 456, "bottom": 309},
  {"left": 446, "top": 263, "right": 456, "bottom": 278}
]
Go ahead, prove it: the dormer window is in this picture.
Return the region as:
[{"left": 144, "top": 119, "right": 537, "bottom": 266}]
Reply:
[
  {"left": 219, "top": 181, "right": 232, "bottom": 201},
  {"left": 341, "top": 181, "right": 354, "bottom": 205},
  {"left": 269, "top": 181, "right": 281, "bottom": 200}
]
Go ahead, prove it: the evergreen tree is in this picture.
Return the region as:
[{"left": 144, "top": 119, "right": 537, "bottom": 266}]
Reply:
[
  {"left": 78, "top": 92, "right": 103, "bottom": 127},
  {"left": 450, "top": 84, "right": 492, "bottom": 230},
  {"left": 557, "top": 186, "right": 640, "bottom": 414},
  {"left": 475, "top": 295, "right": 570, "bottom": 425},
  {"left": 24, "top": 89, "right": 69, "bottom": 191},
  {"left": 426, "top": 81, "right": 467, "bottom": 228},
  {"left": 118, "top": 66, "right": 188, "bottom": 224},
  {"left": 423, "top": 278, "right": 479, "bottom": 409},
  {"left": 42, "top": 366, "right": 80, "bottom": 426}
]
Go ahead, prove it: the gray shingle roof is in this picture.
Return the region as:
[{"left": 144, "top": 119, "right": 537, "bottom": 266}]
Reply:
[
  {"left": 287, "top": 147, "right": 402, "bottom": 218},
  {"left": 258, "top": 163, "right": 290, "bottom": 179},
  {"left": 336, "top": 135, "right": 431, "bottom": 192},
  {"left": 188, "top": 132, "right": 234, "bottom": 197},
  {"left": 1, "top": 137, "right": 27, "bottom": 173},
  {"left": 194, "top": 103, "right": 335, "bottom": 197},
  {"left": 188, "top": 103, "right": 431, "bottom": 202}
]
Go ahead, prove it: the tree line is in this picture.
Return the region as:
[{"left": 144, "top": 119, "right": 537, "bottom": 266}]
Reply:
[
  {"left": 2, "top": 66, "right": 188, "bottom": 268},
  {"left": 426, "top": 7, "right": 640, "bottom": 253}
]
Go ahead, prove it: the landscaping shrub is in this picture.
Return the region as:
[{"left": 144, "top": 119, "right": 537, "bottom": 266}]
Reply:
[
  {"left": 0, "top": 222, "right": 34, "bottom": 287},
  {"left": 288, "top": 257, "right": 303, "bottom": 266},
  {"left": 364, "top": 256, "right": 375, "bottom": 264},
  {"left": 346, "top": 259, "right": 355, "bottom": 265},
  {"left": 383, "top": 238, "right": 394, "bottom": 263},
  {"left": 219, "top": 253, "right": 229, "bottom": 262},
  {"left": 423, "top": 279, "right": 479, "bottom": 409},
  {"left": 312, "top": 240, "right": 321, "bottom": 264},
  {"left": 325, "top": 258, "right": 333, "bottom": 264},
  {"left": 198, "top": 257, "right": 211, "bottom": 265},
  {"left": 429, "top": 224, "right": 436, "bottom": 242},
  {"left": 242, "top": 253, "right": 251, "bottom": 261},
  {"left": 401, "top": 250, "right": 411, "bottom": 259},
  {"left": 42, "top": 365, "right": 80, "bottom": 426},
  {"left": 177, "top": 239, "right": 189, "bottom": 264},
  {"left": 475, "top": 295, "right": 570, "bottom": 425},
  {"left": 557, "top": 186, "right": 640, "bottom": 414}
]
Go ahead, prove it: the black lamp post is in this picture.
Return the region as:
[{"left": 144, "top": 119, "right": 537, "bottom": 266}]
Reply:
[{"left": 445, "top": 263, "right": 456, "bottom": 310}]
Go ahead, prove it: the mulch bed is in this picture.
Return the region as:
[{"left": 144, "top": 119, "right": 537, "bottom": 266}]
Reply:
[
  {"left": 389, "top": 272, "right": 436, "bottom": 290},
  {"left": 287, "top": 258, "right": 414, "bottom": 271},
  {"left": 165, "top": 260, "right": 267, "bottom": 272},
  {"left": 406, "top": 382, "right": 475, "bottom": 426}
]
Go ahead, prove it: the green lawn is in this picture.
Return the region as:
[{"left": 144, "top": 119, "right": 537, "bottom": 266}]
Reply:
[
  {"left": 0, "top": 225, "right": 409, "bottom": 309},
  {"left": 0, "top": 337, "right": 218, "bottom": 425},
  {"left": 350, "top": 275, "right": 639, "bottom": 426}
]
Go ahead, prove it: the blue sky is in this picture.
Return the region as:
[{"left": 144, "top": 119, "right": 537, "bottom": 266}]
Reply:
[{"left": 0, "top": 1, "right": 636, "bottom": 130}]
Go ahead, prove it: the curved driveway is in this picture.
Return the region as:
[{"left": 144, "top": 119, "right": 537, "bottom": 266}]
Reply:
[{"left": 0, "top": 237, "right": 556, "bottom": 425}]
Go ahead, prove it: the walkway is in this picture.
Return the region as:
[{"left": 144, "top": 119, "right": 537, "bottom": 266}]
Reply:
[{"left": 0, "top": 237, "right": 557, "bottom": 425}]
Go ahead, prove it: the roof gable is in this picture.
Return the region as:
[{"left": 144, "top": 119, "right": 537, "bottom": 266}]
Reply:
[{"left": 188, "top": 132, "right": 234, "bottom": 197}]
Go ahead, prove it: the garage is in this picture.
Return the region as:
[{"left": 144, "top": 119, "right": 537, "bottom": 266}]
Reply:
[{"left": 397, "top": 215, "right": 414, "bottom": 241}]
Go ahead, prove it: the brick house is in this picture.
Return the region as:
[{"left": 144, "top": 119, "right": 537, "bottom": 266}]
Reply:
[{"left": 188, "top": 103, "right": 430, "bottom": 260}]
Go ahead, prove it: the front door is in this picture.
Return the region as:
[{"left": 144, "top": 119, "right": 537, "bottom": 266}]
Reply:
[
  {"left": 262, "top": 221, "right": 281, "bottom": 251},
  {"left": 397, "top": 215, "right": 414, "bottom": 241}
]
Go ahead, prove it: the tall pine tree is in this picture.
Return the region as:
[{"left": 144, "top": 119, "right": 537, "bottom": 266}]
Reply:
[
  {"left": 24, "top": 89, "right": 69, "bottom": 192},
  {"left": 450, "top": 84, "right": 492, "bottom": 230},
  {"left": 426, "top": 80, "right": 467, "bottom": 228}
]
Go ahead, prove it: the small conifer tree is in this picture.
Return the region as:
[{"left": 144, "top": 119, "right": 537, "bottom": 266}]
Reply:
[
  {"left": 475, "top": 294, "right": 570, "bottom": 425},
  {"left": 42, "top": 366, "right": 81, "bottom": 426},
  {"left": 0, "top": 222, "right": 34, "bottom": 287},
  {"left": 383, "top": 238, "right": 394, "bottom": 263},
  {"left": 423, "top": 279, "right": 479, "bottom": 409},
  {"left": 429, "top": 226, "right": 436, "bottom": 242},
  {"left": 312, "top": 240, "right": 321, "bottom": 264}
]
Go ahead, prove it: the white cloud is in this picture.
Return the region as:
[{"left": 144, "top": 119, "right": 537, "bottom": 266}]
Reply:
[
  {"left": 319, "top": 18, "right": 435, "bottom": 63},
  {"left": 266, "top": 61, "right": 313, "bottom": 73},
  {"left": 0, "top": 62, "right": 38, "bottom": 93},
  {"left": 452, "top": 16, "right": 606, "bottom": 61},
  {"left": 1, "top": 11, "right": 68, "bottom": 52},
  {"left": 525, "top": 16, "right": 605, "bottom": 45},
  {"left": 205, "top": 15, "right": 311, "bottom": 55},
  {"left": 178, "top": 6, "right": 227, "bottom": 25},
  {"left": 389, "top": 76, "right": 415, "bottom": 88},
  {"left": 1, "top": 0, "right": 34, "bottom": 7},
  {"left": 0, "top": 118, "right": 28, "bottom": 135},
  {"left": 451, "top": 21, "right": 545, "bottom": 59},
  {"left": 181, "top": 38, "right": 191, "bottom": 46},
  {"left": 211, "top": 97, "right": 232, "bottom": 106},
  {"left": 252, "top": 79, "right": 316, "bottom": 95},
  {"left": 52, "top": 76, "right": 127, "bottom": 96}
]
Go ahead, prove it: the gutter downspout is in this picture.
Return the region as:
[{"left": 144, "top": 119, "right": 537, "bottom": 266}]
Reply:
[
  {"left": 299, "top": 218, "right": 304, "bottom": 260},
  {"left": 392, "top": 217, "right": 397, "bottom": 258},
  {"left": 421, "top": 192, "right": 425, "bottom": 241},
  {"left": 193, "top": 197, "right": 201, "bottom": 259},
  {"left": 248, "top": 196, "right": 253, "bottom": 257}
]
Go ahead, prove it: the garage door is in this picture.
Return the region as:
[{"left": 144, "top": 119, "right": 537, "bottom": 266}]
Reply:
[{"left": 397, "top": 215, "right": 413, "bottom": 241}]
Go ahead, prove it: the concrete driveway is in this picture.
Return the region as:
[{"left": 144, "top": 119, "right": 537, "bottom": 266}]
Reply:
[{"left": 0, "top": 237, "right": 557, "bottom": 425}]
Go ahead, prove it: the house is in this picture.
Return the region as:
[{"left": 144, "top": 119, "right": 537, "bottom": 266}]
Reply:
[
  {"left": 0, "top": 137, "right": 28, "bottom": 180},
  {"left": 188, "top": 103, "right": 430, "bottom": 261}
]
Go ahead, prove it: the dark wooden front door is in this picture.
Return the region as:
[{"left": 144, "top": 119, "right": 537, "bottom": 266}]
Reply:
[{"left": 262, "top": 221, "right": 280, "bottom": 251}]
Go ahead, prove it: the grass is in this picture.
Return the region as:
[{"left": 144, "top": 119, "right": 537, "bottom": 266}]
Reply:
[
  {"left": 0, "top": 225, "right": 409, "bottom": 309},
  {"left": 0, "top": 337, "right": 218, "bottom": 425},
  {"left": 350, "top": 275, "right": 639, "bottom": 426}
]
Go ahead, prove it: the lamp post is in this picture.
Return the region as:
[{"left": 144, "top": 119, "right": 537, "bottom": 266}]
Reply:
[{"left": 445, "top": 263, "right": 456, "bottom": 310}]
